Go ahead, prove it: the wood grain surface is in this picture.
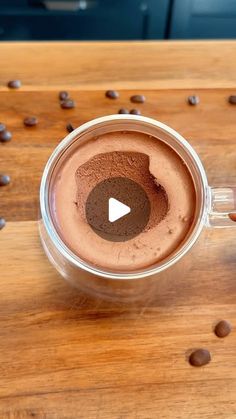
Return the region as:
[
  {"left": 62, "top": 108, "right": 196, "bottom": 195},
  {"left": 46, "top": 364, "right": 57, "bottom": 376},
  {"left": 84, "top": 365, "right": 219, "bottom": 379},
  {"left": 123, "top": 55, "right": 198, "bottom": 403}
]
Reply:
[
  {"left": 0, "top": 42, "right": 236, "bottom": 419},
  {"left": 0, "top": 41, "right": 236, "bottom": 90}
]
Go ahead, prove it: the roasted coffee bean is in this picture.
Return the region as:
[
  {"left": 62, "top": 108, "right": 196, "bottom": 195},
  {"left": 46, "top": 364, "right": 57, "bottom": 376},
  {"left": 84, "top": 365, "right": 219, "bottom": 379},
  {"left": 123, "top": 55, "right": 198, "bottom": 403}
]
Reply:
[
  {"left": 0, "top": 218, "right": 6, "bottom": 230},
  {"left": 59, "top": 91, "right": 69, "bottom": 101},
  {"left": 0, "top": 130, "right": 12, "bottom": 143},
  {"left": 188, "top": 95, "right": 200, "bottom": 106},
  {"left": 229, "top": 213, "right": 236, "bottom": 222},
  {"left": 228, "top": 95, "right": 236, "bottom": 104},
  {"left": 0, "top": 123, "right": 6, "bottom": 132},
  {"left": 66, "top": 123, "right": 75, "bottom": 133},
  {"left": 118, "top": 108, "right": 129, "bottom": 114},
  {"left": 189, "top": 349, "right": 211, "bottom": 367},
  {"left": 0, "top": 174, "right": 10, "bottom": 186},
  {"left": 61, "top": 99, "right": 76, "bottom": 109},
  {"left": 7, "top": 80, "right": 21, "bottom": 89},
  {"left": 130, "top": 109, "right": 141, "bottom": 115},
  {"left": 105, "top": 90, "right": 119, "bottom": 99},
  {"left": 214, "top": 320, "right": 232, "bottom": 338},
  {"left": 24, "top": 116, "right": 38, "bottom": 127},
  {"left": 130, "top": 94, "right": 146, "bottom": 103}
]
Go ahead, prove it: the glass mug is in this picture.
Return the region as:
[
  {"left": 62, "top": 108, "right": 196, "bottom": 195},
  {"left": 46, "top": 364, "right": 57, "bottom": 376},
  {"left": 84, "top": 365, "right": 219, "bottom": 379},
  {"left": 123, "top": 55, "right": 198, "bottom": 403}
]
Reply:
[{"left": 39, "top": 115, "right": 236, "bottom": 301}]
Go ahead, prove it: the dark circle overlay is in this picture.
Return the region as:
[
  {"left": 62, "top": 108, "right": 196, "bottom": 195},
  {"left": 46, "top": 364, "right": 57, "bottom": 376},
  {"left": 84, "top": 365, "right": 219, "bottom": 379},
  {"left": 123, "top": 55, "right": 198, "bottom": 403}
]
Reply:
[{"left": 85, "top": 177, "right": 151, "bottom": 242}]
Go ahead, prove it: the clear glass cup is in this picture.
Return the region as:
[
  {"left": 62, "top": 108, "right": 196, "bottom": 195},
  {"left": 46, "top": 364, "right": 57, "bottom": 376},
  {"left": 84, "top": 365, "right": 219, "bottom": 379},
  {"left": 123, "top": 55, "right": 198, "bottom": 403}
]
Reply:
[{"left": 39, "top": 115, "right": 236, "bottom": 301}]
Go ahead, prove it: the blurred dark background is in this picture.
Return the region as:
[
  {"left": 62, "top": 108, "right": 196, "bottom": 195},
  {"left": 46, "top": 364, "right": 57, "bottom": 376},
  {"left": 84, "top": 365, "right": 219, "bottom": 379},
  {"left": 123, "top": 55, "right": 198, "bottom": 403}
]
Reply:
[{"left": 1, "top": 0, "right": 236, "bottom": 41}]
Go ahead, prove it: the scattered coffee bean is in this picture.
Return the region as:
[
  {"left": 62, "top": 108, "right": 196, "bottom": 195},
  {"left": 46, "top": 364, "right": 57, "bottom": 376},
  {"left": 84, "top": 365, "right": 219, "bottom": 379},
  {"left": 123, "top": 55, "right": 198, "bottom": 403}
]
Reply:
[
  {"left": 61, "top": 99, "right": 76, "bottom": 109},
  {"left": 214, "top": 320, "right": 232, "bottom": 338},
  {"left": 130, "top": 94, "right": 146, "bottom": 104},
  {"left": 130, "top": 109, "right": 141, "bottom": 115},
  {"left": 189, "top": 349, "right": 211, "bottom": 367},
  {"left": 23, "top": 116, "right": 38, "bottom": 127},
  {"left": 228, "top": 95, "right": 236, "bottom": 105},
  {"left": 105, "top": 90, "right": 119, "bottom": 99},
  {"left": 0, "top": 123, "right": 6, "bottom": 132},
  {"left": 0, "top": 130, "right": 12, "bottom": 143},
  {"left": 66, "top": 123, "right": 75, "bottom": 133},
  {"left": 229, "top": 213, "right": 236, "bottom": 222},
  {"left": 0, "top": 218, "right": 6, "bottom": 230},
  {"left": 7, "top": 80, "right": 21, "bottom": 89},
  {"left": 118, "top": 108, "right": 129, "bottom": 114},
  {"left": 0, "top": 174, "right": 10, "bottom": 186},
  {"left": 59, "top": 91, "right": 69, "bottom": 101},
  {"left": 188, "top": 95, "right": 200, "bottom": 106}
]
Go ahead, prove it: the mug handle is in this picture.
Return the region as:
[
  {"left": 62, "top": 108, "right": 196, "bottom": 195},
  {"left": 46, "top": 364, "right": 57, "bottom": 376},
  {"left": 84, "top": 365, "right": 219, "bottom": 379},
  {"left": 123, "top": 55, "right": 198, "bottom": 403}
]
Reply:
[{"left": 207, "top": 187, "right": 236, "bottom": 227}]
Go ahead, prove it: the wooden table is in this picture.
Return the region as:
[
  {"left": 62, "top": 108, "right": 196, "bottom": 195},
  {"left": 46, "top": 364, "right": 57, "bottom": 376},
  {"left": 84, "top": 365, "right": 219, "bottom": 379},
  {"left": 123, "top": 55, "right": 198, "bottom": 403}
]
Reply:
[{"left": 0, "top": 41, "right": 236, "bottom": 419}]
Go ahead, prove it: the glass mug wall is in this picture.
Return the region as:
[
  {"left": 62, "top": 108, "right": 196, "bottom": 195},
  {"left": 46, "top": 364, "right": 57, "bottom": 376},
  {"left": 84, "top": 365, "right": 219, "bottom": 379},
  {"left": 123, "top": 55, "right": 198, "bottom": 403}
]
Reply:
[{"left": 39, "top": 115, "right": 236, "bottom": 301}]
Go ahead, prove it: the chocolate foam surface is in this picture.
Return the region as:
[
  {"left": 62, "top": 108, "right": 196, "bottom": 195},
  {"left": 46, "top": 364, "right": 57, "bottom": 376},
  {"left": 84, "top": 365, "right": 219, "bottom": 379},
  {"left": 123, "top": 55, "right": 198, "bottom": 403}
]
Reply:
[{"left": 51, "top": 131, "right": 196, "bottom": 271}]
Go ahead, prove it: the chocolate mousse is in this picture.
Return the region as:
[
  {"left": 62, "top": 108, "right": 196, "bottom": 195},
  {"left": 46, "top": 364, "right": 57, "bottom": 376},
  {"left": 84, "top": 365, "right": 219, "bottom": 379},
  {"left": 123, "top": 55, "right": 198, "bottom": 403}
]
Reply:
[{"left": 50, "top": 131, "right": 196, "bottom": 272}]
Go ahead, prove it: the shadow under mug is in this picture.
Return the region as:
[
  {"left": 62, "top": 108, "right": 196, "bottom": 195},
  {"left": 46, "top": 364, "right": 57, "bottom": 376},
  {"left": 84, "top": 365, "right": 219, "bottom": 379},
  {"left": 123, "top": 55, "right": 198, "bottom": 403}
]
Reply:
[{"left": 39, "top": 115, "right": 236, "bottom": 301}]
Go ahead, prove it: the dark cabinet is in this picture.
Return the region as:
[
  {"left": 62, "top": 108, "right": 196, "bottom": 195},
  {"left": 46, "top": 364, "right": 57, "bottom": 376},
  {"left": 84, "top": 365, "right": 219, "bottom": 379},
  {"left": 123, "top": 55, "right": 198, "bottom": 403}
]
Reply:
[
  {"left": 0, "top": 0, "right": 170, "bottom": 40},
  {"left": 170, "top": 0, "right": 236, "bottom": 39},
  {"left": 1, "top": 0, "right": 236, "bottom": 41}
]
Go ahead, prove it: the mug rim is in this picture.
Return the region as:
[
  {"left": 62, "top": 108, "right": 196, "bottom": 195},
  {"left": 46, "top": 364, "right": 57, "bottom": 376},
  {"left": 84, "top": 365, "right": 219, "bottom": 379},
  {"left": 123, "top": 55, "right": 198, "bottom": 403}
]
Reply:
[{"left": 40, "top": 114, "right": 209, "bottom": 280}]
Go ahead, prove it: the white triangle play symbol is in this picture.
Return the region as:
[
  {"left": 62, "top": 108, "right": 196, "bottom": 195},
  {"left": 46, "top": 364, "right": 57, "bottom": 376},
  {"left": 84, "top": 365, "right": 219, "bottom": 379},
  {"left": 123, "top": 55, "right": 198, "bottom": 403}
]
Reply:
[{"left": 108, "top": 197, "right": 131, "bottom": 223}]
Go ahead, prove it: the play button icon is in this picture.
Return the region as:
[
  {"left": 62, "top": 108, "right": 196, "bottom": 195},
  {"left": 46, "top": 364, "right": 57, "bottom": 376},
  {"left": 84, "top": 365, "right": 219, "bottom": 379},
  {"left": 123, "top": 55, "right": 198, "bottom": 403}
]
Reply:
[
  {"left": 108, "top": 198, "right": 131, "bottom": 222},
  {"left": 85, "top": 177, "right": 151, "bottom": 242}
]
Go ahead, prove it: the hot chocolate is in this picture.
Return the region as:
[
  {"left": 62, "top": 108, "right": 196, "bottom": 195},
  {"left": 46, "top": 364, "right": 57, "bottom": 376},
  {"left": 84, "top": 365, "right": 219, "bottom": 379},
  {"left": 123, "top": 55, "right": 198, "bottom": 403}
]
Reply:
[{"left": 50, "top": 130, "right": 196, "bottom": 272}]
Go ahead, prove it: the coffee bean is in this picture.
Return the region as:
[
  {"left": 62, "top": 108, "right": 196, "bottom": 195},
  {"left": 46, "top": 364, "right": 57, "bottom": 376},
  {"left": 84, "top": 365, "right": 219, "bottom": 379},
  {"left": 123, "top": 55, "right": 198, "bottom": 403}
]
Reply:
[
  {"left": 0, "top": 123, "right": 6, "bottom": 132},
  {"left": 228, "top": 95, "right": 236, "bottom": 104},
  {"left": 24, "top": 116, "right": 38, "bottom": 127},
  {"left": 118, "top": 108, "right": 129, "bottom": 114},
  {"left": 59, "top": 91, "right": 69, "bottom": 101},
  {"left": 61, "top": 99, "right": 76, "bottom": 109},
  {"left": 66, "top": 123, "right": 75, "bottom": 133},
  {"left": 188, "top": 95, "right": 200, "bottom": 106},
  {"left": 229, "top": 213, "right": 236, "bottom": 222},
  {"left": 0, "top": 174, "right": 10, "bottom": 186},
  {"left": 7, "top": 80, "right": 21, "bottom": 89},
  {"left": 105, "top": 90, "right": 119, "bottom": 99},
  {"left": 0, "top": 130, "right": 12, "bottom": 143},
  {"left": 189, "top": 349, "right": 211, "bottom": 367},
  {"left": 214, "top": 320, "right": 232, "bottom": 338},
  {"left": 130, "top": 94, "right": 146, "bottom": 104},
  {"left": 0, "top": 218, "right": 6, "bottom": 230},
  {"left": 130, "top": 109, "right": 141, "bottom": 115}
]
